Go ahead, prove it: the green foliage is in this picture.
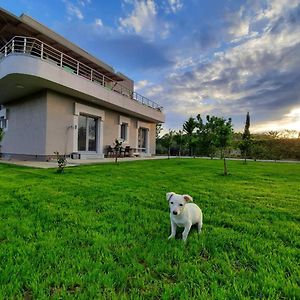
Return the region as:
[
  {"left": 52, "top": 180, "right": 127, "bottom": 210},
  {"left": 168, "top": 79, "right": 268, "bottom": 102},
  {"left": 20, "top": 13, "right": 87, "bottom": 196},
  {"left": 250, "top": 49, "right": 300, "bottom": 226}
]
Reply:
[
  {"left": 204, "top": 115, "right": 233, "bottom": 175},
  {"left": 156, "top": 123, "right": 163, "bottom": 139},
  {"left": 0, "top": 160, "right": 299, "bottom": 299},
  {"left": 54, "top": 151, "right": 67, "bottom": 173},
  {"left": 162, "top": 130, "right": 175, "bottom": 158},
  {"left": 239, "top": 112, "right": 252, "bottom": 163},
  {"left": 113, "top": 138, "right": 123, "bottom": 163},
  {"left": 0, "top": 128, "right": 4, "bottom": 143},
  {"left": 183, "top": 117, "right": 197, "bottom": 156}
]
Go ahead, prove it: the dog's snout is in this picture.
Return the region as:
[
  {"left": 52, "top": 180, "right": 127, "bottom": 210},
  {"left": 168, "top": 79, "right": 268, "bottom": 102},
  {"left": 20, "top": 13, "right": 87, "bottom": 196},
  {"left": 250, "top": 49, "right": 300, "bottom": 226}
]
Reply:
[{"left": 172, "top": 211, "right": 178, "bottom": 215}]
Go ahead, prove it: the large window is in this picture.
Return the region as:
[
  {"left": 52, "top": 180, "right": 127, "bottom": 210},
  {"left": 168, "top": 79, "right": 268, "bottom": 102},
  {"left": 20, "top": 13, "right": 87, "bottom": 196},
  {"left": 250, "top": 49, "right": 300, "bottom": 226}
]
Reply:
[
  {"left": 120, "top": 123, "right": 128, "bottom": 141},
  {"left": 0, "top": 117, "right": 7, "bottom": 130},
  {"left": 78, "top": 115, "right": 97, "bottom": 152}
]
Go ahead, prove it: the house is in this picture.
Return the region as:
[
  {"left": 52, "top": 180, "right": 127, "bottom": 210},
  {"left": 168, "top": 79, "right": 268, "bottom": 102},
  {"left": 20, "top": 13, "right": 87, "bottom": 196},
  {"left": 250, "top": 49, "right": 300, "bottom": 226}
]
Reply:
[{"left": 0, "top": 8, "right": 164, "bottom": 160}]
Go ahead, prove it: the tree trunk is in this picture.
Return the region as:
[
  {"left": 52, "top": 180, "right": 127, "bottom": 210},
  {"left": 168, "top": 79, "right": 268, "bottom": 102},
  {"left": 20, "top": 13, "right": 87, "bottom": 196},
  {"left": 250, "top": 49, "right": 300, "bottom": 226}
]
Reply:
[
  {"left": 115, "top": 150, "right": 118, "bottom": 163},
  {"left": 168, "top": 147, "right": 170, "bottom": 159},
  {"left": 223, "top": 156, "right": 228, "bottom": 176}
]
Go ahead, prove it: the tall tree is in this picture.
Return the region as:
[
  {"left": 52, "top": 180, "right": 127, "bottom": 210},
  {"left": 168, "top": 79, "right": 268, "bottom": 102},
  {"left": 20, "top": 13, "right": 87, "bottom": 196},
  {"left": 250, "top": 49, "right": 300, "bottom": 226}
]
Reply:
[
  {"left": 156, "top": 123, "right": 163, "bottom": 139},
  {"left": 0, "top": 128, "right": 3, "bottom": 143},
  {"left": 240, "top": 112, "right": 252, "bottom": 164},
  {"left": 164, "top": 130, "right": 175, "bottom": 159},
  {"left": 183, "top": 117, "right": 196, "bottom": 156},
  {"left": 206, "top": 116, "right": 233, "bottom": 175}
]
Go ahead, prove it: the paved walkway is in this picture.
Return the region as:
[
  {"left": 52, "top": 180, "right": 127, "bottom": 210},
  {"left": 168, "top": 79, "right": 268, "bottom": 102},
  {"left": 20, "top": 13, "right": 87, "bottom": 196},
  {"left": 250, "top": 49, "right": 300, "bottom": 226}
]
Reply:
[
  {"left": 0, "top": 156, "right": 298, "bottom": 169},
  {"left": 0, "top": 156, "right": 173, "bottom": 169}
]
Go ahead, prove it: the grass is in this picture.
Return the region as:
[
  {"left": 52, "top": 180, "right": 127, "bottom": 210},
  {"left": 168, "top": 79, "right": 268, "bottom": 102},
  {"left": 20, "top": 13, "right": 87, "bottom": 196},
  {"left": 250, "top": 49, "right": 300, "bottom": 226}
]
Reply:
[{"left": 0, "top": 158, "right": 299, "bottom": 299}]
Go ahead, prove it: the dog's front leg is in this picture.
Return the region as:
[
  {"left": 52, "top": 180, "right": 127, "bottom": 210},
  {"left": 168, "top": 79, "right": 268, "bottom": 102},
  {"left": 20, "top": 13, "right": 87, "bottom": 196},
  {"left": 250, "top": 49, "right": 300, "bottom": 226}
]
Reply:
[
  {"left": 168, "top": 219, "right": 177, "bottom": 239},
  {"left": 182, "top": 222, "right": 192, "bottom": 242}
]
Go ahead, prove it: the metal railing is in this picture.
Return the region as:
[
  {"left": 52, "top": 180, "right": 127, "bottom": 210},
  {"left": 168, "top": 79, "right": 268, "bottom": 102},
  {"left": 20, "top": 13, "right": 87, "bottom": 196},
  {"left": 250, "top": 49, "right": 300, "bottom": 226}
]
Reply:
[{"left": 0, "top": 36, "right": 163, "bottom": 111}]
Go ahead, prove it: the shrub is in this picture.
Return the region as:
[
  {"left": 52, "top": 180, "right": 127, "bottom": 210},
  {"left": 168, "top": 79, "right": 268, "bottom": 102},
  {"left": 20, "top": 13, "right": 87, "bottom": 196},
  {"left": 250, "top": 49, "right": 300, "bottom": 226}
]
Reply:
[{"left": 54, "top": 151, "right": 67, "bottom": 173}]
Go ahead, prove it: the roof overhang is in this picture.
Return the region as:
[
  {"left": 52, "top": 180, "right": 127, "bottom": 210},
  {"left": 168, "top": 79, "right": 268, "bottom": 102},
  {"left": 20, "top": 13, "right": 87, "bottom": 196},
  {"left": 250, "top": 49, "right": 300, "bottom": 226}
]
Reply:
[{"left": 0, "top": 7, "right": 125, "bottom": 81}]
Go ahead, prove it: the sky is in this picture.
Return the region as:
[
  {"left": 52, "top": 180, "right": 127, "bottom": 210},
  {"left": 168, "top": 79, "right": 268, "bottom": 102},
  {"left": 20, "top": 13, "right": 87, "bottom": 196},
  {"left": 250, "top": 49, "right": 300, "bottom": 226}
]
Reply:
[{"left": 1, "top": 0, "right": 300, "bottom": 133}]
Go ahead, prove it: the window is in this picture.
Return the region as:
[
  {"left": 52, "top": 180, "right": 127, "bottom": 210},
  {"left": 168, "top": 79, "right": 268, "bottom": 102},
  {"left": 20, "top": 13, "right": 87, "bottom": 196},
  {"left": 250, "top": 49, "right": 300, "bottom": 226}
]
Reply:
[
  {"left": 0, "top": 117, "right": 7, "bottom": 129},
  {"left": 120, "top": 123, "right": 128, "bottom": 141},
  {"left": 78, "top": 115, "right": 97, "bottom": 152}
]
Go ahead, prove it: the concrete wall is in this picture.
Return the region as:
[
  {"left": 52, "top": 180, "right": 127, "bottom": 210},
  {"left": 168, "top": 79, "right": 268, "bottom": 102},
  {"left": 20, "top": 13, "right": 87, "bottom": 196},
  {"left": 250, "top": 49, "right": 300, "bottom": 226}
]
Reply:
[
  {"left": 1, "top": 89, "right": 157, "bottom": 159},
  {"left": 1, "top": 91, "right": 47, "bottom": 158},
  {"left": 45, "top": 91, "right": 74, "bottom": 156}
]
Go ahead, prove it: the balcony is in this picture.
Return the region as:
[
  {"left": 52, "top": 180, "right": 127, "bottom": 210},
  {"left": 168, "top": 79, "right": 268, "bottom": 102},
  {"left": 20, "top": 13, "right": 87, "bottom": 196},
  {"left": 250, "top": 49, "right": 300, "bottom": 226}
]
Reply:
[{"left": 0, "top": 36, "right": 164, "bottom": 122}]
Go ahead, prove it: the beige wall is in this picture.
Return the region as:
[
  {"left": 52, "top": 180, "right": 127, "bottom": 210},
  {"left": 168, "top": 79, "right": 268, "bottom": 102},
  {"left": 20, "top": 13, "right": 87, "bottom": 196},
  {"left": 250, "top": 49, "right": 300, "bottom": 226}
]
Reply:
[
  {"left": 149, "top": 123, "right": 157, "bottom": 155},
  {"left": 1, "top": 89, "right": 157, "bottom": 158},
  {"left": 1, "top": 91, "right": 47, "bottom": 156},
  {"left": 45, "top": 91, "right": 74, "bottom": 155}
]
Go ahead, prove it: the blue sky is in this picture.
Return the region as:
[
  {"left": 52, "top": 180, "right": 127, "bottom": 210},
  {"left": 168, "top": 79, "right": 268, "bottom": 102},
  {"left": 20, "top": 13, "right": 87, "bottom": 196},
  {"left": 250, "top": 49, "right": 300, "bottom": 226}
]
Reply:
[{"left": 1, "top": 0, "right": 300, "bottom": 132}]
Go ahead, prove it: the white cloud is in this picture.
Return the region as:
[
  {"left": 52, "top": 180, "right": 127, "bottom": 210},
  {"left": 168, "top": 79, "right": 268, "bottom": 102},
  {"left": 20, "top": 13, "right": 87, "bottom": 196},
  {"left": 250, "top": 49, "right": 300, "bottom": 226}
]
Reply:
[
  {"left": 119, "top": 0, "right": 170, "bottom": 40},
  {"left": 166, "top": 0, "right": 183, "bottom": 13},
  {"left": 95, "top": 18, "right": 103, "bottom": 27},
  {"left": 135, "top": 80, "right": 150, "bottom": 90},
  {"left": 77, "top": 0, "right": 91, "bottom": 7},
  {"left": 65, "top": 1, "right": 84, "bottom": 20},
  {"left": 253, "top": 107, "right": 300, "bottom": 132},
  {"left": 147, "top": 2, "right": 300, "bottom": 130}
]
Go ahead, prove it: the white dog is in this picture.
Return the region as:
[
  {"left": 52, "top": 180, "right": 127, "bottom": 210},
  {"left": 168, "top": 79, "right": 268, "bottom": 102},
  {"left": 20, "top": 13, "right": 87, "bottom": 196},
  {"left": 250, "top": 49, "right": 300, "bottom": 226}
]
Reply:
[{"left": 167, "top": 192, "right": 203, "bottom": 242}]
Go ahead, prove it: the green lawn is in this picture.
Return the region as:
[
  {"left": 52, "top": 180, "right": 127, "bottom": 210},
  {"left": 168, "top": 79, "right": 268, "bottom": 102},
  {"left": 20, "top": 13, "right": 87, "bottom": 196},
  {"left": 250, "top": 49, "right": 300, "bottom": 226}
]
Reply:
[{"left": 0, "top": 159, "right": 299, "bottom": 299}]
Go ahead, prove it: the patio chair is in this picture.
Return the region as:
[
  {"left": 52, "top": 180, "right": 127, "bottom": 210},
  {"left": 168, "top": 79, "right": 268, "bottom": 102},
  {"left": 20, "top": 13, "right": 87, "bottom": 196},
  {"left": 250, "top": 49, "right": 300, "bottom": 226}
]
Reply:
[
  {"left": 124, "top": 146, "right": 131, "bottom": 157},
  {"left": 106, "top": 145, "right": 114, "bottom": 157}
]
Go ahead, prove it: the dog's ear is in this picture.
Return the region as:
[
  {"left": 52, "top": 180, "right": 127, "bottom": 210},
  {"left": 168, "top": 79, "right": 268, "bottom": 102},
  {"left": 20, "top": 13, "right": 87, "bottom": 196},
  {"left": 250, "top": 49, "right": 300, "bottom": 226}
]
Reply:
[
  {"left": 166, "top": 192, "right": 175, "bottom": 201},
  {"left": 183, "top": 194, "right": 193, "bottom": 202}
]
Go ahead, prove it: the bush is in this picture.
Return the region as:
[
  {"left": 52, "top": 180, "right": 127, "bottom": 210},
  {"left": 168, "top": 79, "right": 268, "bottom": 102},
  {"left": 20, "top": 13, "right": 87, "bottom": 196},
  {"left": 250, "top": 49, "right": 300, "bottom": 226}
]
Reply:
[{"left": 54, "top": 151, "right": 67, "bottom": 173}]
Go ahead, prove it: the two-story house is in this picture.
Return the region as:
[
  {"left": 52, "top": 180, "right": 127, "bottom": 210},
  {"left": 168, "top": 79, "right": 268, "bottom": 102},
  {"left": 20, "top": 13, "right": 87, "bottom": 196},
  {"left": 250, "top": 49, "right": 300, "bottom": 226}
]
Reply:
[{"left": 0, "top": 8, "right": 164, "bottom": 160}]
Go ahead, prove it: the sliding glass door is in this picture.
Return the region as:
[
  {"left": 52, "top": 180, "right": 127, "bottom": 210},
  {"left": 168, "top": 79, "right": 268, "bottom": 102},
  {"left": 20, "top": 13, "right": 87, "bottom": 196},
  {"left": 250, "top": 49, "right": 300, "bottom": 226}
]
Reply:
[
  {"left": 138, "top": 128, "right": 147, "bottom": 152},
  {"left": 78, "top": 115, "right": 97, "bottom": 152}
]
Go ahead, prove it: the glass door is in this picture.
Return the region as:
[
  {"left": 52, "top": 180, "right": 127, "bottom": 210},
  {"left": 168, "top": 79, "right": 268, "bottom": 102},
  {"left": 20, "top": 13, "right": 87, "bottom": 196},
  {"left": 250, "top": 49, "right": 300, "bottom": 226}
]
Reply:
[
  {"left": 138, "top": 128, "right": 147, "bottom": 152},
  {"left": 78, "top": 115, "right": 97, "bottom": 152}
]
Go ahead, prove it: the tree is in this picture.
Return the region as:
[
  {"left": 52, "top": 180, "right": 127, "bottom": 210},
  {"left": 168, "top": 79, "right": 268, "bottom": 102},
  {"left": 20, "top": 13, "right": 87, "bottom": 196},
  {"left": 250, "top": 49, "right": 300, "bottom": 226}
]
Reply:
[
  {"left": 0, "top": 128, "right": 3, "bottom": 143},
  {"left": 113, "top": 138, "right": 123, "bottom": 163},
  {"left": 0, "top": 128, "right": 4, "bottom": 156},
  {"left": 173, "top": 130, "right": 183, "bottom": 157},
  {"left": 239, "top": 112, "right": 252, "bottom": 164},
  {"left": 205, "top": 116, "right": 233, "bottom": 175},
  {"left": 165, "top": 130, "right": 175, "bottom": 159},
  {"left": 156, "top": 123, "right": 163, "bottom": 139},
  {"left": 183, "top": 117, "right": 196, "bottom": 156}
]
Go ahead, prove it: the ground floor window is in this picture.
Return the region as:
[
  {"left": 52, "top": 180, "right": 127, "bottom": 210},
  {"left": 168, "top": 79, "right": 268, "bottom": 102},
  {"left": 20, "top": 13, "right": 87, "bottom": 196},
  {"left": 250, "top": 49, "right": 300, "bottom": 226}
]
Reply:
[
  {"left": 0, "top": 117, "right": 7, "bottom": 129},
  {"left": 78, "top": 115, "right": 97, "bottom": 152},
  {"left": 120, "top": 123, "right": 128, "bottom": 141}
]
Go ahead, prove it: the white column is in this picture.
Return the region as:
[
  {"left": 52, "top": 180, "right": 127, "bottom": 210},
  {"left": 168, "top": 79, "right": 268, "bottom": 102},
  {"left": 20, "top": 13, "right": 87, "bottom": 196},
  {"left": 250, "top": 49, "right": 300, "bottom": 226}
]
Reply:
[
  {"left": 146, "top": 128, "right": 150, "bottom": 155},
  {"left": 73, "top": 115, "right": 78, "bottom": 152},
  {"left": 98, "top": 119, "right": 104, "bottom": 157}
]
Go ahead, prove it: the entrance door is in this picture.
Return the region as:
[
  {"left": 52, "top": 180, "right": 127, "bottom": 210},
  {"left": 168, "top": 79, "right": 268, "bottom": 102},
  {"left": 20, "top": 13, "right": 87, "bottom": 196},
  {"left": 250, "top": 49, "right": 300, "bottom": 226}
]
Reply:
[{"left": 78, "top": 115, "right": 97, "bottom": 152}]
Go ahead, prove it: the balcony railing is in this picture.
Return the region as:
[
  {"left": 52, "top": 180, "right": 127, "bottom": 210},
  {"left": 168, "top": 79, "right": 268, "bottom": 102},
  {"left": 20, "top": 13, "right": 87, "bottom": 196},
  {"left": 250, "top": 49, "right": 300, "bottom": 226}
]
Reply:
[{"left": 0, "top": 36, "right": 163, "bottom": 111}]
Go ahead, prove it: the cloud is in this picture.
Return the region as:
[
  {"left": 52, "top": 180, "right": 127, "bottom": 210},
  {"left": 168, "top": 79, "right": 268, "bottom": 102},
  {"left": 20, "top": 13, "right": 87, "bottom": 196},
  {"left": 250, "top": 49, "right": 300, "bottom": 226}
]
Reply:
[
  {"left": 146, "top": 1, "right": 300, "bottom": 130},
  {"left": 253, "top": 107, "right": 300, "bottom": 132},
  {"left": 135, "top": 80, "right": 150, "bottom": 90},
  {"left": 95, "top": 18, "right": 103, "bottom": 27},
  {"left": 77, "top": 0, "right": 91, "bottom": 7},
  {"left": 119, "top": 0, "right": 170, "bottom": 40},
  {"left": 64, "top": 1, "right": 84, "bottom": 20},
  {"left": 165, "top": 0, "right": 183, "bottom": 14}
]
